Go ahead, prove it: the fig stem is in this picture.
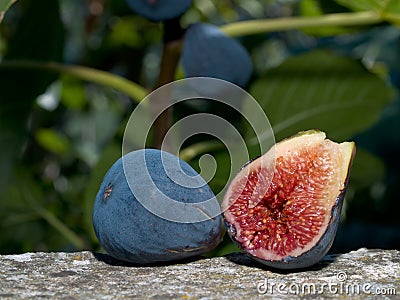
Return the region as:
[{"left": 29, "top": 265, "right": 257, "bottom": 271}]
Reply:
[
  {"left": 152, "top": 18, "right": 184, "bottom": 150},
  {"left": 220, "top": 11, "right": 382, "bottom": 37},
  {"left": 152, "top": 40, "right": 182, "bottom": 150}
]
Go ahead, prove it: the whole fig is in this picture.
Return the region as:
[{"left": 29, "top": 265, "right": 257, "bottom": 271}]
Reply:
[
  {"left": 93, "top": 149, "right": 223, "bottom": 264},
  {"left": 126, "top": 0, "right": 192, "bottom": 22},
  {"left": 182, "top": 23, "right": 253, "bottom": 88}
]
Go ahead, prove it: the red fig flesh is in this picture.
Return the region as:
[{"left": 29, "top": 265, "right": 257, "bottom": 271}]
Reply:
[{"left": 222, "top": 131, "right": 355, "bottom": 269}]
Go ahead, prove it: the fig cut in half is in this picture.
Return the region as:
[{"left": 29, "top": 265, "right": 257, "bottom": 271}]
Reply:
[{"left": 222, "top": 130, "right": 355, "bottom": 269}]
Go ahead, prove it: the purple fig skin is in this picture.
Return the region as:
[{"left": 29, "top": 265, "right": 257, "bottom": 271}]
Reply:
[
  {"left": 182, "top": 23, "right": 253, "bottom": 88},
  {"left": 126, "top": 0, "right": 192, "bottom": 21},
  {"left": 93, "top": 149, "right": 223, "bottom": 264}
]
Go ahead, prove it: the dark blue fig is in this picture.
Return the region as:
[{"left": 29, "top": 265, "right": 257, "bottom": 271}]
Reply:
[
  {"left": 126, "top": 0, "right": 192, "bottom": 21},
  {"left": 93, "top": 149, "right": 223, "bottom": 264},
  {"left": 182, "top": 23, "right": 253, "bottom": 88},
  {"left": 222, "top": 131, "right": 355, "bottom": 269}
]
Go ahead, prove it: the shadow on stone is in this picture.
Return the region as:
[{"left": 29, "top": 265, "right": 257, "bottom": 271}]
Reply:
[
  {"left": 92, "top": 252, "right": 204, "bottom": 267},
  {"left": 92, "top": 252, "right": 135, "bottom": 267},
  {"left": 225, "top": 252, "right": 338, "bottom": 274}
]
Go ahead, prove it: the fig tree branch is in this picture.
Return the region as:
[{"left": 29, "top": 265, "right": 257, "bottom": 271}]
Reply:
[
  {"left": 220, "top": 11, "right": 382, "bottom": 37},
  {"left": 0, "top": 60, "right": 147, "bottom": 103}
]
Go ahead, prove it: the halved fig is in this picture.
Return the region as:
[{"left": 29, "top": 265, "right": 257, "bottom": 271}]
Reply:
[{"left": 222, "top": 130, "right": 355, "bottom": 269}]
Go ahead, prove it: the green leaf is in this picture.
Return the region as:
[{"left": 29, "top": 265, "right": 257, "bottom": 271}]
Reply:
[
  {"left": 0, "top": 0, "right": 16, "bottom": 22},
  {"left": 0, "top": 168, "right": 86, "bottom": 251},
  {"left": 335, "top": 0, "right": 400, "bottom": 24},
  {"left": 204, "top": 235, "right": 240, "bottom": 257},
  {"left": 107, "top": 16, "right": 144, "bottom": 48},
  {"left": 12, "top": 168, "right": 86, "bottom": 250},
  {"left": 0, "top": 0, "right": 15, "bottom": 13},
  {"left": 0, "top": 0, "right": 64, "bottom": 190},
  {"left": 0, "top": 0, "right": 64, "bottom": 119},
  {"left": 349, "top": 148, "right": 386, "bottom": 188},
  {"left": 382, "top": 1, "right": 400, "bottom": 25},
  {"left": 36, "top": 128, "right": 70, "bottom": 155},
  {"left": 60, "top": 76, "right": 86, "bottom": 110},
  {"left": 334, "top": 0, "right": 384, "bottom": 12},
  {"left": 0, "top": 0, "right": 63, "bottom": 125},
  {"left": 247, "top": 50, "right": 395, "bottom": 143},
  {"left": 0, "top": 0, "right": 14, "bottom": 10},
  {"left": 299, "top": 0, "right": 350, "bottom": 35}
]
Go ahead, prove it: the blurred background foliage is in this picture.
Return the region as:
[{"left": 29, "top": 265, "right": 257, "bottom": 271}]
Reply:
[{"left": 0, "top": 0, "right": 399, "bottom": 255}]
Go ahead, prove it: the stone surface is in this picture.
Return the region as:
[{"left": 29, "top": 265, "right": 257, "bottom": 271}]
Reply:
[{"left": 0, "top": 248, "right": 398, "bottom": 299}]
